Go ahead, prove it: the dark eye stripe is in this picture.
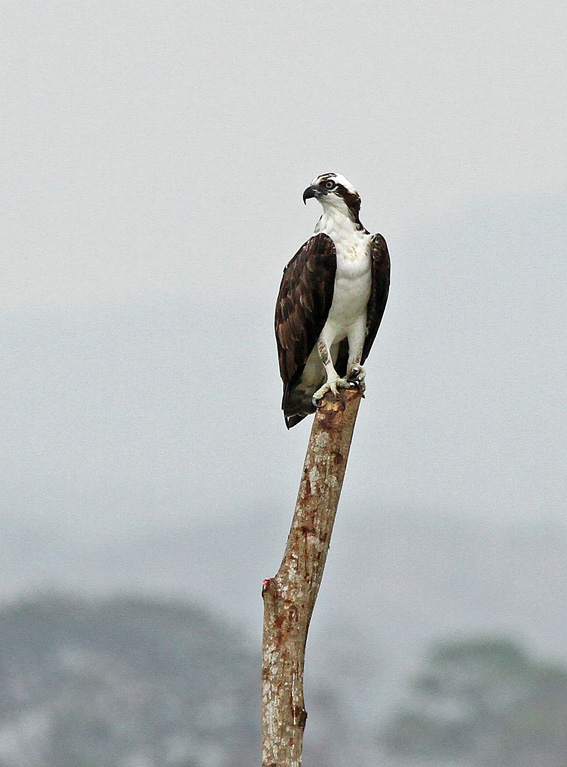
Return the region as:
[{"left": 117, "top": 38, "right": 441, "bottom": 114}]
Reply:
[{"left": 334, "top": 184, "right": 361, "bottom": 220}]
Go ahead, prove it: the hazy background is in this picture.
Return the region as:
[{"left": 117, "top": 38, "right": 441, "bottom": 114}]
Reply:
[
  {"left": 0, "top": 0, "right": 567, "bottom": 763},
  {"left": 1, "top": 2, "right": 566, "bottom": 760}
]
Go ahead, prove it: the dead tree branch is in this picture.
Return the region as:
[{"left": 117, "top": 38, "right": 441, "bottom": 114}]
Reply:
[{"left": 261, "top": 387, "right": 363, "bottom": 767}]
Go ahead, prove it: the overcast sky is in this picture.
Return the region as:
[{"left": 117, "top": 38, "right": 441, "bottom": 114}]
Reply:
[{"left": 2, "top": 0, "right": 566, "bottom": 549}]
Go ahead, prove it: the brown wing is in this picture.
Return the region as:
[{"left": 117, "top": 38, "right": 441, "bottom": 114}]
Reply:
[
  {"left": 361, "top": 233, "right": 390, "bottom": 363},
  {"left": 275, "top": 233, "right": 336, "bottom": 389}
]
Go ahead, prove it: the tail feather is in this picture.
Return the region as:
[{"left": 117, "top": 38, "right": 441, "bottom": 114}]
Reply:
[
  {"left": 285, "top": 412, "right": 308, "bottom": 429},
  {"left": 282, "top": 382, "right": 317, "bottom": 429}
]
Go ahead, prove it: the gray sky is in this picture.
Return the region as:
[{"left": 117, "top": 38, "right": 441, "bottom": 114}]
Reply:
[{"left": 2, "top": 0, "right": 566, "bottom": 546}]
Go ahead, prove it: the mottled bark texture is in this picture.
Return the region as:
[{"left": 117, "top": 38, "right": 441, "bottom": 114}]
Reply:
[{"left": 262, "top": 388, "right": 362, "bottom": 767}]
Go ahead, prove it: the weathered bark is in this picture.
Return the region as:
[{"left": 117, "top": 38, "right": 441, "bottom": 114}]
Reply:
[{"left": 261, "top": 387, "right": 363, "bottom": 767}]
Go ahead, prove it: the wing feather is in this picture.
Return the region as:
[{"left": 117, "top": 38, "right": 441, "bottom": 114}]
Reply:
[
  {"left": 362, "top": 233, "right": 390, "bottom": 363},
  {"left": 275, "top": 233, "right": 336, "bottom": 387}
]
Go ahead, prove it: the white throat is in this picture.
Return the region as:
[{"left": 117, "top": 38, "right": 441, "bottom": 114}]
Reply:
[
  {"left": 314, "top": 199, "right": 361, "bottom": 241},
  {"left": 313, "top": 201, "right": 372, "bottom": 275}
]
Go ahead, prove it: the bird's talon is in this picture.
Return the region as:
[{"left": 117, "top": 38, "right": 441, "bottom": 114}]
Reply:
[
  {"left": 312, "top": 376, "right": 351, "bottom": 409},
  {"left": 347, "top": 364, "right": 366, "bottom": 382},
  {"left": 346, "top": 364, "right": 366, "bottom": 397}
]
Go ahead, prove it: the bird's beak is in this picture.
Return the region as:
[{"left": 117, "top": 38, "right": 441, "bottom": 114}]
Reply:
[{"left": 303, "top": 185, "right": 323, "bottom": 204}]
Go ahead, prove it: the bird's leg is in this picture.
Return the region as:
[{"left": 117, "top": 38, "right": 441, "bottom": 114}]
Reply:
[
  {"left": 312, "top": 338, "right": 350, "bottom": 409},
  {"left": 345, "top": 323, "right": 366, "bottom": 395}
]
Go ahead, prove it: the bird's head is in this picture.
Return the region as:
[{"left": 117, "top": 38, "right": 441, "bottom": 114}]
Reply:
[{"left": 302, "top": 172, "right": 362, "bottom": 221}]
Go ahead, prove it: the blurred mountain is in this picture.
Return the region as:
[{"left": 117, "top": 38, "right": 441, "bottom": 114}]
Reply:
[
  {"left": 383, "top": 637, "right": 567, "bottom": 767},
  {"left": 3, "top": 509, "right": 567, "bottom": 762},
  {"left": 2, "top": 507, "right": 567, "bottom": 766},
  {"left": 0, "top": 595, "right": 258, "bottom": 767},
  {"left": 0, "top": 594, "right": 369, "bottom": 767}
]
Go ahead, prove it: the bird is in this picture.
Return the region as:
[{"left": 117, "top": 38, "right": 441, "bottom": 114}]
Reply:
[{"left": 275, "top": 172, "right": 390, "bottom": 429}]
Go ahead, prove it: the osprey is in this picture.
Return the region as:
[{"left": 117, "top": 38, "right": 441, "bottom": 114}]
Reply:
[{"left": 275, "top": 173, "right": 390, "bottom": 429}]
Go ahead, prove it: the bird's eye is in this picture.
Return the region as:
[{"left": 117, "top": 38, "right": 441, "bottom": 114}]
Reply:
[{"left": 324, "top": 180, "right": 335, "bottom": 189}]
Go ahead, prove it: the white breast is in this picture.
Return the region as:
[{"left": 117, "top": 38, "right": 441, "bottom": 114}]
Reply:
[
  {"left": 330, "top": 240, "right": 371, "bottom": 323},
  {"left": 317, "top": 213, "right": 372, "bottom": 340}
]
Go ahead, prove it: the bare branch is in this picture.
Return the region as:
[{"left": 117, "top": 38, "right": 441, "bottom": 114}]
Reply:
[{"left": 262, "top": 388, "right": 363, "bottom": 767}]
